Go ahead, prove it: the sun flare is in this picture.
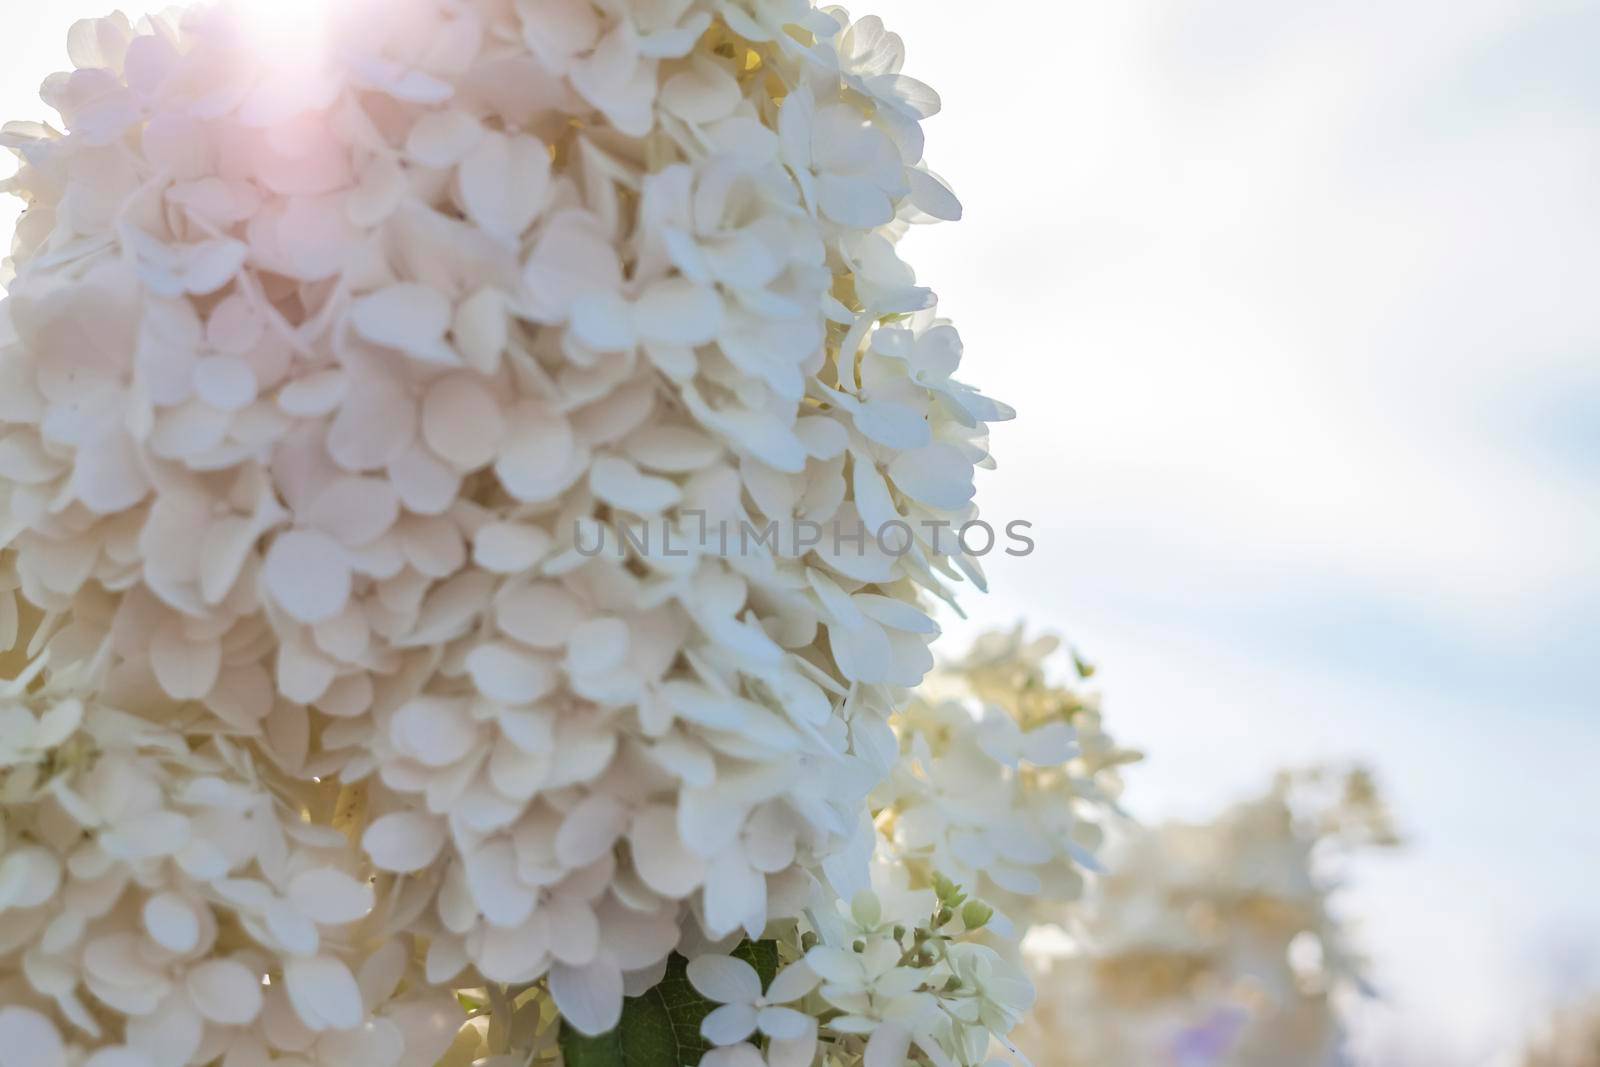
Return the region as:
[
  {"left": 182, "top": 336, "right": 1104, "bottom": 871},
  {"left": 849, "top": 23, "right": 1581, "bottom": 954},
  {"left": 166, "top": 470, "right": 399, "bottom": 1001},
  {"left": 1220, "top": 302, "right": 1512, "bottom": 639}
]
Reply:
[{"left": 230, "top": 0, "right": 332, "bottom": 54}]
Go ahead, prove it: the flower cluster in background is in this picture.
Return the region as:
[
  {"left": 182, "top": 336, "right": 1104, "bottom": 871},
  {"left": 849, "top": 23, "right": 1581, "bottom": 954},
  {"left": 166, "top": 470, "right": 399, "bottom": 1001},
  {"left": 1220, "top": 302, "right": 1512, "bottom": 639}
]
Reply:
[
  {"left": 543, "top": 624, "right": 1129, "bottom": 1067},
  {"left": 1522, "top": 1000, "right": 1600, "bottom": 1067},
  {"left": 0, "top": 1, "right": 1115, "bottom": 1065},
  {"left": 874, "top": 627, "right": 1140, "bottom": 937},
  {"left": 1013, "top": 767, "right": 1399, "bottom": 1067}
]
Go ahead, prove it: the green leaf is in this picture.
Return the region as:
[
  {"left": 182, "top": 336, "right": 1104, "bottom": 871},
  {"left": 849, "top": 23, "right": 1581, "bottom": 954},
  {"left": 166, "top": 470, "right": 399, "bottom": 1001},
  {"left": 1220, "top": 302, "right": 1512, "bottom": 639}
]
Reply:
[
  {"left": 731, "top": 938, "right": 779, "bottom": 989},
  {"left": 557, "top": 941, "right": 781, "bottom": 1067},
  {"left": 558, "top": 1023, "right": 625, "bottom": 1067}
]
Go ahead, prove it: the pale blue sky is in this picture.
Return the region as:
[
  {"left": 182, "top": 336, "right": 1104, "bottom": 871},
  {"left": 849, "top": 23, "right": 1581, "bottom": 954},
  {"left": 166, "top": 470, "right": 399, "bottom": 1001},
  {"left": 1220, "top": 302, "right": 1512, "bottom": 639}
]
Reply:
[
  {"left": 3, "top": 3, "right": 1597, "bottom": 1064},
  {"left": 862, "top": 1, "right": 1600, "bottom": 1063}
]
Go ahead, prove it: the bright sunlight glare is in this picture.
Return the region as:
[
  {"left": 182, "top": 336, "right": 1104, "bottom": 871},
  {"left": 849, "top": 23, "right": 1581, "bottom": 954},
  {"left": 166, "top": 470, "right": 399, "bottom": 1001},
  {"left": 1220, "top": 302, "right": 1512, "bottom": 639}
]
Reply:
[{"left": 231, "top": 0, "right": 332, "bottom": 55}]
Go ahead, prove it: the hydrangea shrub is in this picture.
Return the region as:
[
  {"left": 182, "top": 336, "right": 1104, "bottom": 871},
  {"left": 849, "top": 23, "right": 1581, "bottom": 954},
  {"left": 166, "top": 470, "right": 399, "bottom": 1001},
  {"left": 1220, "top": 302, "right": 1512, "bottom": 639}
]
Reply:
[
  {"left": 0, "top": 2, "right": 1137, "bottom": 1065},
  {"left": 1014, "top": 769, "right": 1398, "bottom": 1067}
]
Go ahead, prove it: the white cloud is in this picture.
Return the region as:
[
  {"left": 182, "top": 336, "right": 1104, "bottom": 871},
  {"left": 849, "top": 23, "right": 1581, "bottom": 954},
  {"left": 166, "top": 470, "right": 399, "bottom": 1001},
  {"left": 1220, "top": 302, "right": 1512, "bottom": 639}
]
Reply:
[{"left": 881, "top": 0, "right": 1599, "bottom": 627}]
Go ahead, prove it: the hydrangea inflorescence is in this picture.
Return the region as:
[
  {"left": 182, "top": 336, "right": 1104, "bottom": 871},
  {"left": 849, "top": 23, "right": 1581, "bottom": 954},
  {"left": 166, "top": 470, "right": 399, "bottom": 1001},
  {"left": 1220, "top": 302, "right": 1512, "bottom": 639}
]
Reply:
[
  {"left": 1013, "top": 768, "right": 1397, "bottom": 1067},
  {"left": 0, "top": 3, "right": 1119, "bottom": 1065}
]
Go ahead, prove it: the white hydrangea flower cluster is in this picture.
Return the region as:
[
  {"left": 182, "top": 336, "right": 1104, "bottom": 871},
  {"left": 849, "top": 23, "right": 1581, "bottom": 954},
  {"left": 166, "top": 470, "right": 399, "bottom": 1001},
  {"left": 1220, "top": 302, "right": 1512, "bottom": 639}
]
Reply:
[
  {"left": 0, "top": 0, "right": 1017, "bottom": 1062},
  {"left": 637, "top": 629, "right": 1130, "bottom": 1067},
  {"left": 873, "top": 628, "right": 1140, "bottom": 938},
  {"left": 682, "top": 882, "right": 1035, "bottom": 1067},
  {"left": 0, "top": 615, "right": 463, "bottom": 1067},
  {"left": 1013, "top": 769, "right": 1397, "bottom": 1067},
  {"left": 461, "top": 631, "right": 1130, "bottom": 1067}
]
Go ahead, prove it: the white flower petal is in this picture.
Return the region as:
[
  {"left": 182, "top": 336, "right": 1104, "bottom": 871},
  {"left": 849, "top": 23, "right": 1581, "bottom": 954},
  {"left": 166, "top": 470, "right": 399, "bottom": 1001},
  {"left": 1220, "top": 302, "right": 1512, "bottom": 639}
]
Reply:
[
  {"left": 458, "top": 132, "right": 551, "bottom": 241},
  {"left": 496, "top": 582, "right": 585, "bottom": 649},
  {"left": 628, "top": 804, "right": 706, "bottom": 898},
  {"left": 521, "top": 211, "right": 623, "bottom": 320},
  {"left": 757, "top": 1005, "right": 811, "bottom": 1041},
  {"left": 465, "top": 840, "right": 537, "bottom": 927},
  {"left": 101, "top": 811, "right": 191, "bottom": 861},
  {"left": 406, "top": 110, "right": 483, "bottom": 167},
  {"left": 701, "top": 1002, "right": 759, "bottom": 1046},
  {"left": 391, "top": 696, "right": 479, "bottom": 767},
  {"left": 634, "top": 278, "right": 723, "bottom": 346},
  {"left": 565, "top": 617, "right": 628, "bottom": 677},
  {"left": 327, "top": 375, "right": 417, "bottom": 471},
  {"left": 73, "top": 432, "right": 151, "bottom": 514},
  {"left": 817, "top": 174, "right": 893, "bottom": 228},
  {"left": 700, "top": 1046, "right": 765, "bottom": 1067},
  {"left": 854, "top": 400, "right": 932, "bottom": 450},
  {"left": 767, "top": 1026, "right": 819, "bottom": 1067},
  {"left": 590, "top": 455, "right": 681, "bottom": 513},
  {"left": 192, "top": 354, "right": 257, "bottom": 410},
  {"left": 474, "top": 918, "right": 550, "bottom": 984},
  {"left": 390, "top": 444, "right": 463, "bottom": 515},
  {"left": 308, "top": 476, "right": 401, "bottom": 547},
  {"left": 908, "top": 167, "right": 962, "bottom": 221},
  {"left": 570, "top": 291, "right": 638, "bottom": 352},
  {"left": 863, "top": 1022, "right": 912, "bottom": 1067},
  {"left": 422, "top": 374, "right": 505, "bottom": 470},
  {"left": 350, "top": 284, "right": 455, "bottom": 363},
  {"left": 454, "top": 287, "right": 509, "bottom": 372},
  {"left": 549, "top": 958, "right": 624, "bottom": 1038},
  {"left": 142, "top": 893, "right": 201, "bottom": 954},
  {"left": 0, "top": 1008, "right": 64, "bottom": 1067},
  {"left": 556, "top": 793, "right": 631, "bottom": 869},
  {"left": 186, "top": 958, "right": 263, "bottom": 1025},
  {"left": 263, "top": 529, "right": 352, "bottom": 624},
  {"left": 887, "top": 443, "right": 975, "bottom": 510},
  {"left": 0, "top": 847, "right": 59, "bottom": 911},
  {"left": 661, "top": 57, "right": 741, "bottom": 124},
  {"left": 284, "top": 956, "right": 364, "bottom": 1032},
  {"left": 363, "top": 812, "right": 447, "bottom": 873},
  {"left": 544, "top": 894, "right": 602, "bottom": 967},
  {"left": 624, "top": 425, "right": 721, "bottom": 472},
  {"left": 473, "top": 522, "right": 552, "bottom": 573},
  {"left": 496, "top": 406, "right": 579, "bottom": 502},
  {"left": 764, "top": 962, "right": 821, "bottom": 1005},
  {"left": 687, "top": 955, "right": 762, "bottom": 1007},
  {"left": 703, "top": 851, "right": 766, "bottom": 938},
  {"left": 465, "top": 642, "right": 556, "bottom": 704},
  {"left": 149, "top": 623, "right": 221, "bottom": 701},
  {"left": 288, "top": 867, "right": 375, "bottom": 925},
  {"left": 802, "top": 946, "right": 860, "bottom": 985},
  {"left": 124, "top": 995, "right": 203, "bottom": 1067},
  {"left": 278, "top": 370, "right": 349, "bottom": 417}
]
